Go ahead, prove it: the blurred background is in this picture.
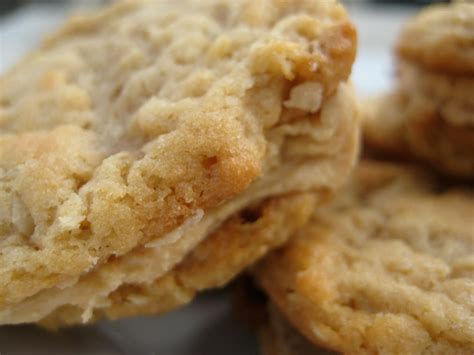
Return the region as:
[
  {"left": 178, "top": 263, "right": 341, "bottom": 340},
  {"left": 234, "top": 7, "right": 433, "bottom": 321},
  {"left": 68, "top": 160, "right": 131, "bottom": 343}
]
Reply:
[
  {"left": 0, "top": 0, "right": 450, "bottom": 14},
  {"left": 0, "top": 1, "right": 451, "bottom": 355}
]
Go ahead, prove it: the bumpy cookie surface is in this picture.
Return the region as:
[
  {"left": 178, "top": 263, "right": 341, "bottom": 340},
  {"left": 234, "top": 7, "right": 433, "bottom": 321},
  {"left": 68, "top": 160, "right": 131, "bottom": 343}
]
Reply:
[
  {"left": 255, "top": 161, "right": 474, "bottom": 355},
  {"left": 397, "top": 2, "right": 474, "bottom": 74},
  {"left": 0, "top": 0, "right": 358, "bottom": 324}
]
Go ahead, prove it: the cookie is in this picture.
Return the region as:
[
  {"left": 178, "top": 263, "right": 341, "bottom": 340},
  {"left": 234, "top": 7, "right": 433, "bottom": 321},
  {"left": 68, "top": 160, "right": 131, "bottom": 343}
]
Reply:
[
  {"left": 364, "top": 3, "right": 474, "bottom": 179},
  {"left": 363, "top": 89, "right": 474, "bottom": 178},
  {"left": 255, "top": 161, "right": 474, "bottom": 355},
  {"left": 397, "top": 2, "right": 474, "bottom": 75},
  {"left": 0, "top": 0, "right": 358, "bottom": 325}
]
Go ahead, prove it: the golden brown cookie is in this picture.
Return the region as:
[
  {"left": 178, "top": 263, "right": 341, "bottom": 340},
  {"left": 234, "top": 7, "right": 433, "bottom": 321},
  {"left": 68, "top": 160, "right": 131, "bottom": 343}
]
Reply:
[
  {"left": 397, "top": 2, "right": 474, "bottom": 75},
  {"left": 255, "top": 161, "right": 474, "bottom": 355},
  {"left": 363, "top": 93, "right": 474, "bottom": 178},
  {"left": 364, "top": 3, "right": 474, "bottom": 179},
  {"left": 0, "top": 0, "right": 359, "bottom": 325}
]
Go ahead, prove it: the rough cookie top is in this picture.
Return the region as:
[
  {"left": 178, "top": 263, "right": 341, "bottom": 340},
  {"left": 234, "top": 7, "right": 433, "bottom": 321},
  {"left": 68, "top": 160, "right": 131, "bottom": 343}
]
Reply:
[
  {"left": 397, "top": 2, "right": 474, "bottom": 74},
  {"left": 256, "top": 161, "right": 474, "bottom": 354},
  {"left": 0, "top": 0, "right": 356, "bottom": 310}
]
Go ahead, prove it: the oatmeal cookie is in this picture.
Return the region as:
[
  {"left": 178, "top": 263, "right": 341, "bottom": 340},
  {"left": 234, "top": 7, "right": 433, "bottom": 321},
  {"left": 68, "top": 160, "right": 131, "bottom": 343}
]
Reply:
[
  {"left": 397, "top": 2, "right": 474, "bottom": 74},
  {"left": 0, "top": 0, "right": 358, "bottom": 325},
  {"left": 364, "top": 3, "right": 474, "bottom": 179},
  {"left": 255, "top": 161, "right": 474, "bottom": 354}
]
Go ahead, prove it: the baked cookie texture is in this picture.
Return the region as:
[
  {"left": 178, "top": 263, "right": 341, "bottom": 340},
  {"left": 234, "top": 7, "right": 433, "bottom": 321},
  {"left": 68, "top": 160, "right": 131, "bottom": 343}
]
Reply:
[
  {"left": 364, "top": 2, "right": 474, "bottom": 179},
  {"left": 255, "top": 161, "right": 474, "bottom": 355},
  {"left": 0, "top": 0, "right": 359, "bottom": 325}
]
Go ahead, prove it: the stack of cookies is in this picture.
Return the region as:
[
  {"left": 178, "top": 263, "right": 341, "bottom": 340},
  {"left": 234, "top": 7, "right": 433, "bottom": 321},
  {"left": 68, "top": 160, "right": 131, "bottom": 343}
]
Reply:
[
  {"left": 364, "top": 2, "right": 474, "bottom": 179},
  {"left": 0, "top": 0, "right": 473, "bottom": 354},
  {"left": 0, "top": 0, "right": 359, "bottom": 327}
]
